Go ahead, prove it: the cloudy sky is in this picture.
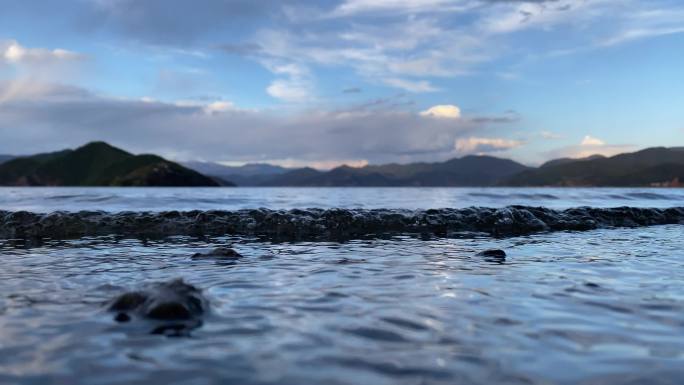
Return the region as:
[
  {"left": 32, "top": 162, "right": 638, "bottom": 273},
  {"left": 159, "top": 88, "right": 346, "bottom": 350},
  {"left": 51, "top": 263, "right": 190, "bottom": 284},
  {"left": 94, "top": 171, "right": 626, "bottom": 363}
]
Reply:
[{"left": 1, "top": 0, "right": 683, "bottom": 168}]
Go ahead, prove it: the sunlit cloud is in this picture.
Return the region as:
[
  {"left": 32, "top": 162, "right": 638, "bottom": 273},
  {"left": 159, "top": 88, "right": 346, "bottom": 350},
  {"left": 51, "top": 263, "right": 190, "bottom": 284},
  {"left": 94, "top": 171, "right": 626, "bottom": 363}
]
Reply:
[
  {"left": 420, "top": 105, "right": 462, "bottom": 119},
  {"left": 1, "top": 40, "right": 84, "bottom": 65},
  {"left": 540, "top": 131, "right": 563, "bottom": 140},
  {"left": 581, "top": 135, "right": 605, "bottom": 146},
  {"left": 545, "top": 135, "right": 636, "bottom": 160},
  {"left": 455, "top": 137, "right": 523, "bottom": 153},
  {"left": 383, "top": 78, "right": 438, "bottom": 93}
]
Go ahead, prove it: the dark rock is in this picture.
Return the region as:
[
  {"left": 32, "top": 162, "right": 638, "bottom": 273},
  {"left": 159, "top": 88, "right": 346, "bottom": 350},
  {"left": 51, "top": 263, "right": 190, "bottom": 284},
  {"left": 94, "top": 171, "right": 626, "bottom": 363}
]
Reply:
[
  {"left": 191, "top": 247, "right": 243, "bottom": 260},
  {"left": 3, "top": 206, "right": 684, "bottom": 240},
  {"left": 335, "top": 257, "right": 367, "bottom": 264},
  {"left": 109, "top": 292, "right": 147, "bottom": 312},
  {"left": 476, "top": 249, "right": 507, "bottom": 258},
  {"left": 107, "top": 279, "right": 208, "bottom": 335}
]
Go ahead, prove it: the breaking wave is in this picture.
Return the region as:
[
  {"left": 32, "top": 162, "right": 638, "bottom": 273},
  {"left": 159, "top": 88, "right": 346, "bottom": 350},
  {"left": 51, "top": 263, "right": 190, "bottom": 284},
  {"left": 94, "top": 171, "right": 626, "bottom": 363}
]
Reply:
[{"left": 2, "top": 206, "right": 683, "bottom": 240}]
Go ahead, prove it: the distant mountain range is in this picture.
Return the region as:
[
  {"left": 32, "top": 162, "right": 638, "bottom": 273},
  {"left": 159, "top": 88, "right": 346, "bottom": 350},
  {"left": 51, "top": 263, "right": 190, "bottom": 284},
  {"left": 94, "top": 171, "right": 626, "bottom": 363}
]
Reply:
[
  {"left": 267, "top": 156, "right": 532, "bottom": 186},
  {"left": 539, "top": 154, "right": 606, "bottom": 168},
  {"left": 2, "top": 143, "right": 683, "bottom": 187},
  {"left": 0, "top": 142, "right": 221, "bottom": 187},
  {"left": 185, "top": 156, "right": 531, "bottom": 186},
  {"left": 183, "top": 161, "right": 292, "bottom": 186},
  {"left": 507, "top": 147, "right": 684, "bottom": 187},
  {"left": 184, "top": 147, "right": 684, "bottom": 187}
]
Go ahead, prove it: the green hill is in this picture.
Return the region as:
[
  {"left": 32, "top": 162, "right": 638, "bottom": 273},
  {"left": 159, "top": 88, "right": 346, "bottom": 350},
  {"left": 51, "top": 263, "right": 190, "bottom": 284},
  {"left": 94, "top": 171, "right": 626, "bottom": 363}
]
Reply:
[
  {"left": 0, "top": 142, "right": 222, "bottom": 187},
  {"left": 0, "top": 155, "right": 15, "bottom": 164},
  {"left": 505, "top": 147, "right": 684, "bottom": 186}
]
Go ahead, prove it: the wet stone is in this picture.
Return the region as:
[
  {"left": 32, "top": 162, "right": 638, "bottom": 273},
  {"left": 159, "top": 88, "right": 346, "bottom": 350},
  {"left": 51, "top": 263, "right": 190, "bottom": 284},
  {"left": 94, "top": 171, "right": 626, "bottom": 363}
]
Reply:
[
  {"left": 476, "top": 249, "right": 507, "bottom": 258},
  {"left": 109, "top": 292, "right": 147, "bottom": 312},
  {"left": 335, "top": 257, "right": 367, "bottom": 264},
  {"left": 114, "top": 313, "right": 131, "bottom": 323},
  {"left": 107, "top": 279, "right": 208, "bottom": 334},
  {"left": 191, "top": 247, "right": 243, "bottom": 260}
]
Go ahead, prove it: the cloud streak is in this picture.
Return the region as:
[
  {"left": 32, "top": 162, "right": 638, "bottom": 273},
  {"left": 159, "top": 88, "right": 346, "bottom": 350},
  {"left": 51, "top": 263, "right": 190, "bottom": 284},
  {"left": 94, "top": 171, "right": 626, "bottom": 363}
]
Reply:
[
  {"left": 0, "top": 81, "right": 512, "bottom": 165},
  {"left": 455, "top": 136, "right": 523, "bottom": 153},
  {"left": 1, "top": 40, "right": 84, "bottom": 66}
]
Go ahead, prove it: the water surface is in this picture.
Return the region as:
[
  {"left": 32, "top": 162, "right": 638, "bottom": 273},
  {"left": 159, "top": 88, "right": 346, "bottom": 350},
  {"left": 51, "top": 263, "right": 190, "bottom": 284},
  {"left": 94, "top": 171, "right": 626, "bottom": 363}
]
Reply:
[
  {"left": 2, "top": 187, "right": 684, "bottom": 212},
  {"left": 1, "top": 226, "right": 683, "bottom": 384}
]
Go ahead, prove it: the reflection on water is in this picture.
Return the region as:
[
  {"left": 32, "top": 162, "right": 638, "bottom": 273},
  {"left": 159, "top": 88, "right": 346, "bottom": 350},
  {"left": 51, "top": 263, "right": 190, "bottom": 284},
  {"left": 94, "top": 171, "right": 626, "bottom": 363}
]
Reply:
[
  {"left": 2, "top": 186, "right": 684, "bottom": 212},
  {"left": 1, "top": 226, "right": 683, "bottom": 384}
]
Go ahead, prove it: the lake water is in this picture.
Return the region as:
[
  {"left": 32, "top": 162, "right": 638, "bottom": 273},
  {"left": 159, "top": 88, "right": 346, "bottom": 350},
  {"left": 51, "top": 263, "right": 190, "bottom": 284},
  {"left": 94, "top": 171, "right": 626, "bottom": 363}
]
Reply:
[
  {"left": 1, "top": 187, "right": 683, "bottom": 384},
  {"left": 2, "top": 187, "right": 684, "bottom": 212}
]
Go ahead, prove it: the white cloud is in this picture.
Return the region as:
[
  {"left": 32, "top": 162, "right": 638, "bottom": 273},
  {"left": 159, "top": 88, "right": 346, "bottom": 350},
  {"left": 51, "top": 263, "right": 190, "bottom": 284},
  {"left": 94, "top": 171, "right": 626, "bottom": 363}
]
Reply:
[
  {"left": 0, "top": 81, "right": 493, "bottom": 164},
  {"left": 262, "top": 62, "right": 314, "bottom": 102},
  {"left": 545, "top": 134, "right": 636, "bottom": 160},
  {"left": 170, "top": 99, "right": 242, "bottom": 115},
  {"left": 540, "top": 131, "right": 562, "bottom": 139},
  {"left": 581, "top": 135, "right": 605, "bottom": 146},
  {"left": 383, "top": 78, "right": 438, "bottom": 93},
  {"left": 266, "top": 79, "right": 312, "bottom": 102},
  {"left": 1, "top": 40, "right": 84, "bottom": 65},
  {"left": 455, "top": 137, "right": 523, "bottom": 153},
  {"left": 601, "top": 26, "right": 684, "bottom": 46},
  {"left": 420, "top": 104, "right": 461, "bottom": 119},
  {"left": 331, "top": 0, "right": 471, "bottom": 17},
  {"left": 249, "top": 16, "right": 488, "bottom": 95},
  {"left": 203, "top": 101, "right": 236, "bottom": 114},
  {"left": 481, "top": 0, "right": 607, "bottom": 35}
]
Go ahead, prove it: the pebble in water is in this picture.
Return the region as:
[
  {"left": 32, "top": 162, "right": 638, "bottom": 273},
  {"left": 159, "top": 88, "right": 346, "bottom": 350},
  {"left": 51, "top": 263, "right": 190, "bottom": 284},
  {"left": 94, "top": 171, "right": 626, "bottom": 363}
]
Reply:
[
  {"left": 476, "top": 249, "right": 507, "bottom": 264},
  {"left": 108, "top": 279, "right": 208, "bottom": 336},
  {"left": 476, "top": 249, "right": 507, "bottom": 258},
  {"left": 191, "top": 247, "right": 243, "bottom": 260}
]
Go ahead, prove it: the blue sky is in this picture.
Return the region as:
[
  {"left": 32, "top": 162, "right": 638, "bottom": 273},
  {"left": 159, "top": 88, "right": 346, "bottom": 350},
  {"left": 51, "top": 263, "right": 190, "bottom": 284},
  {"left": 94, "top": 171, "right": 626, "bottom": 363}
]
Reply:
[{"left": 0, "top": 0, "right": 683, "bottom": 168}]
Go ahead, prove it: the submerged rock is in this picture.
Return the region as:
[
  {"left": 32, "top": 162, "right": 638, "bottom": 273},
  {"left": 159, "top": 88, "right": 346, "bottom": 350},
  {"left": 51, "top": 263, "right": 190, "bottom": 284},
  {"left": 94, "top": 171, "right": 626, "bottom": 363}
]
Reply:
[
  {"left": 2, "top": 206, "right": 684, "bottom": 240},
  {"left": 476, "top": 249, "right": 507, "bottom": 258},
  {"left": 191, "top": 247, "right": 243, "bottom": 260},
  {"left": 335, "top": 257, "right": 367, "bottom": 264},
  {"left": 476, "top": 249, "right": 507, "bottom": 264},
  {"left": 108, "top": 279, "right": 208, "bottom": 335}
]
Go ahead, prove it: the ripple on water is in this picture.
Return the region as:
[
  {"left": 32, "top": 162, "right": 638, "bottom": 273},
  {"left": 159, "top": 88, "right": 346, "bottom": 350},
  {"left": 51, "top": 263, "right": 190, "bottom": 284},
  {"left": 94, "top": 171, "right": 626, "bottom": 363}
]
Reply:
[{"left": 0, "top": 226, "right": 684, "bottom": 384}]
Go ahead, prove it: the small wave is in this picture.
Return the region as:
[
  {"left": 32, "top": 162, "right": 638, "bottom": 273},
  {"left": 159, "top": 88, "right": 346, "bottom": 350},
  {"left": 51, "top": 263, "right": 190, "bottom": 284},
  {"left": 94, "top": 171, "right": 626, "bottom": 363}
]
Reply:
[
  {"left": 625, "top": 192, "right": 675, "bottom": 200},
  {"left": 79, "top": 195, "right": 118, "bottom": 202},
  {"left": 2, "top": 206, "right": 683, "bottom": 240},
  {"left": 468, "top": 192, "right": 559, "bottom": 200},
  {"left": 512, "top": 193, "right": 559, "bottom": 200},
  {"left": 46, "top": 194, "right": 90, "bottom": 200}
]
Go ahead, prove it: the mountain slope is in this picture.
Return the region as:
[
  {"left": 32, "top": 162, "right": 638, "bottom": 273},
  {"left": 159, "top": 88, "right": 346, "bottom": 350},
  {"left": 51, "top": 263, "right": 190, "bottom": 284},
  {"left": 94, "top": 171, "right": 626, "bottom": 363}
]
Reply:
[
  {"left": 506, "top": 147, "right": 684, "bottom": 186},
  {"left": 0, "top": 155, "right": 15, "bottom": 164},
  {"left": 0, "top": 142, "right": 221, "bottom": 187},
  {"left": 183, "top": 161, "right": 295, "bottom": 186},
  {"left": 540, "top": 154, "right": 606, "bottom": 168},
  {"left": 259, "top": 155, "right": 530, "bottom": 187}
]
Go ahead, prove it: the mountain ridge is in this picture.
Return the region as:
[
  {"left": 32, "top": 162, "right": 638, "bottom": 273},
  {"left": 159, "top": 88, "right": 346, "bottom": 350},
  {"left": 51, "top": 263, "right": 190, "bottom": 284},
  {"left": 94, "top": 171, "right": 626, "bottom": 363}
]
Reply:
[
  {"left": 3, "top": 144, "right": 683, "bottom": 187},
  {"left": 505, "top": 147, "right": 684, "bottom": 187},
  {"left": 227, "top": 155, "right": 532, "bottom": 187},
  {"left": 185, "top": 147, "right": 684, "bottom": 187},
  {"left": 0, "top": 142, "right": 222, "bottom": 187},
  {"left": 0, "top": 155, "right": 15, "bottom": 164}
]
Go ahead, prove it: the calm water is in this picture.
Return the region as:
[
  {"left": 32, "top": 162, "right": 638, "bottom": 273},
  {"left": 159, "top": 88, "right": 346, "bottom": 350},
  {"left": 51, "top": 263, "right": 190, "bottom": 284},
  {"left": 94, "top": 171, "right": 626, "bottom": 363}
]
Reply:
[
  {"left": 1, "top": 227, "right": 683, "bottom": 384},
  {"left": 1, "top": 187, "right": 684, "bottom": 212},
  {"left": 1, "top": 187, "right": 683, "bottom": 384}
]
